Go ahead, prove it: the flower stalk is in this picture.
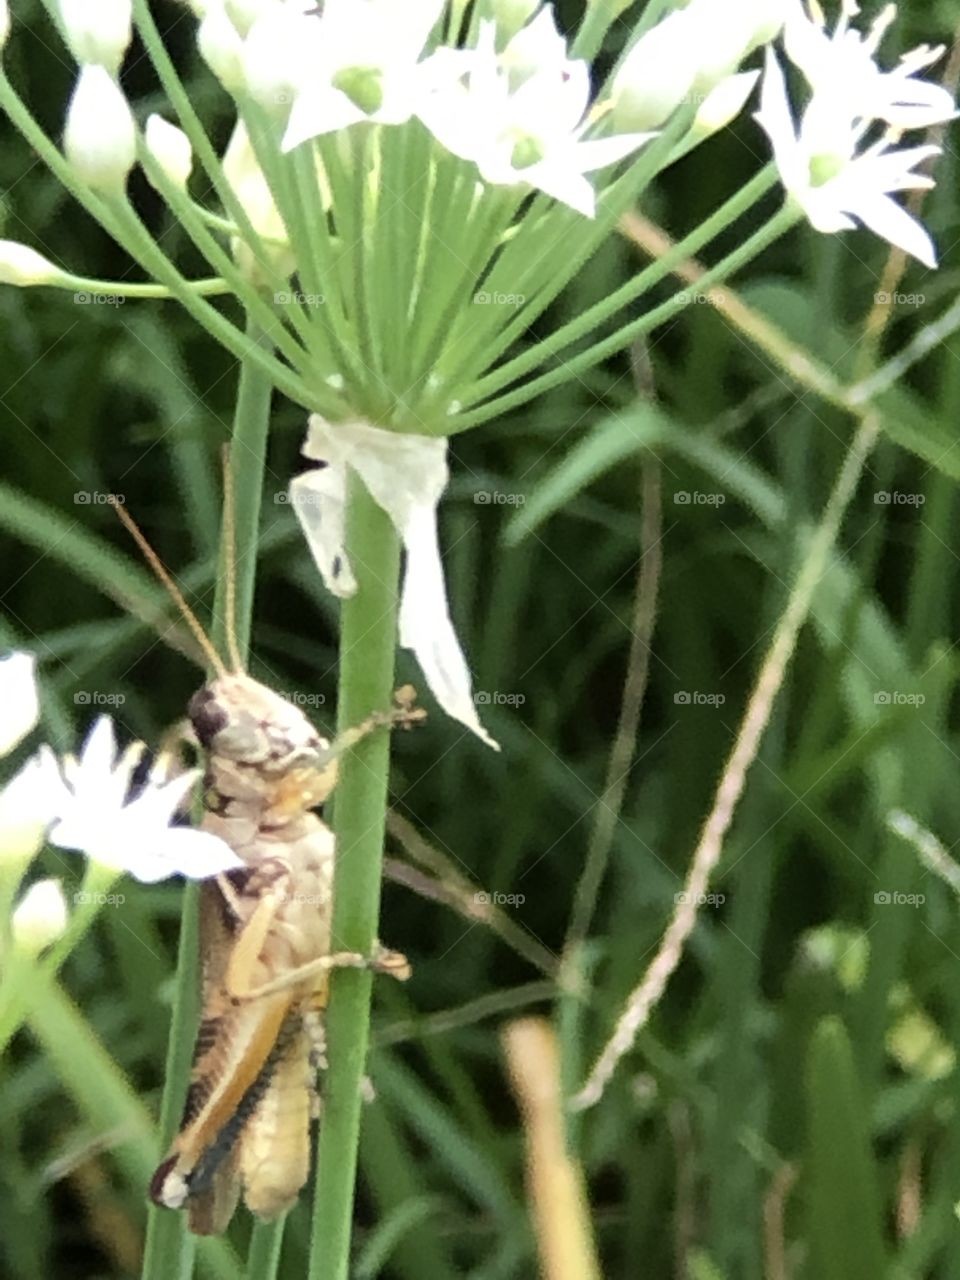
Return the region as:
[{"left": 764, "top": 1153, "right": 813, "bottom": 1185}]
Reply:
[{"left": 310, "top": 472, "right": 402, "bottom": 1280}]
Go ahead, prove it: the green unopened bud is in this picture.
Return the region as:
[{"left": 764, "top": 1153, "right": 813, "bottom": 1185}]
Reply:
[
  {"left": 59, "top": 0, "right": 132, "bottom": 73},
  {"left": 0, "top": 241, "right": 64, "bottom": 289},
  {"left": 331, "top": 67, "right": 385, "bottom": 117},
  {"left": 11, "top": 878, "right": 68, "bottom": 954},
  {"left": 144, "top": 115, "right": 193, "bottom": 190},
  {"left": 64, "top": 65, "right": 136, "bottom": 194}
]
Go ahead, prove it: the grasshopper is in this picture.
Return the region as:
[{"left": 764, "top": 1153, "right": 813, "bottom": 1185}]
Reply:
[{"left": 111, "top": 500, "right": 420, "bottom": 1234}]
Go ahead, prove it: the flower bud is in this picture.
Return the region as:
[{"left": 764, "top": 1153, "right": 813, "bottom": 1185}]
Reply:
[
  {"left": 198, "top": 3, "right": 245, "bottom": 93},
  {"left": 64, "top": 65, "right": 136, "bottom": 194},
  {"left": 0, "top": 1, "right": 10, "bottom": 53},
  {"left": 692, "top": 70, "right": 760, "bottom": 138},
  {"left": 11, "top": 878, "right": 68, "bottom": 954},
  {"left": 222, "top": 120, "right": 293, "bottom": 281},
  {"left": 0, "top": 751, "right": 60, "bottom": 865},
  {"left": 144, "top": 114, "right": 193, "bottom": 190},
  {"left": 241, "top": 9, "right": 307, "bottom": 116},
  {"left": 59, "top": 0, "right": 132, "bottom": 73},
  {"left": 612, "top": 10, "right": 697, "bottom": 131}
]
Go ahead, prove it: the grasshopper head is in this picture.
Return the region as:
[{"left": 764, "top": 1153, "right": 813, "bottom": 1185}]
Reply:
[{"left": 189, "top": 674, "right": 331, "bottom": 776}]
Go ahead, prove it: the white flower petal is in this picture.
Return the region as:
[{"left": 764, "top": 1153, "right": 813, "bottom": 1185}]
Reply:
[
  {"left": 847, "top": 191, "right": 938, "bottom": 269},
  {"left": 0, "top": 651, "right": 39, "bottom": 757},
  {"left": 0, "top": 748, "right": 64, "bottom": 862},
  {"left": 122, "top": 828, "right": 243, "bottom": 884}
]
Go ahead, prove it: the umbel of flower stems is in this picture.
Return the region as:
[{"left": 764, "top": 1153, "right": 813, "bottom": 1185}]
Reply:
[{"left": 0, "top": 0, "right": 954, "bottom": 734}]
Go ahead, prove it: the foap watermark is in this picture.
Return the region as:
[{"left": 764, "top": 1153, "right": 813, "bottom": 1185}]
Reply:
[
  {"left": 874, "top": 890, "right": 925, "bottom": 907},
  {"left": 874, "top": 691, "right": 925, "bottom": 707},
  {"left": 274, "top": 290, "right": 325, "bottom": 307},
  {"left": 474, "top": 891, "right": 526, "bottom": 907},
  {"left": 676, "top": 287, "right": 728, "bottom": 308},
  {"left": 874, "top": 491, "right": 925, "bottom": 506},
  {"left": 674, "top": 490, "right": 726, "bottom": 506},
  {"left": 474, "top": 490, "right": 525, "bottom": 506},
  {"left": 281, "top": 691, "right": 327, "bottom": 708},
  {"left": 74, "top": 291, "right": 125, "bottom": 307},
  {"left": 474, "top": 691, "right": 525, "bottom": 707},
  {"left": 875, "top": 290, "right": 925, "bottom": 307},
  {"left": 74, "top": 891, "right": 126, "bottom": 907},
  {"left": 75, "top": 491, "right": 125, "bottom": 505},
  {"left": 473, "top": 290, "right": 525, "bottom": 307},
  {"left": 74, "top": 690, "right": 126, "bottom": 707},
  {"left": 674, "top": 691, "right": 726, "bottom": 707},
  {"left": 675, "top": 891, "right": 725, "bottom": 906}
]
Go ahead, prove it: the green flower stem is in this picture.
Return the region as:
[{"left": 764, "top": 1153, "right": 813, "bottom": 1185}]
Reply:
[
  {"left": 141, "top": 313, "right": 274, "bottom": 1280},
  {"left": 53, "top": 276, "right": 230, "bottom": 298},
  {"left": 0, "top": 72, "right": 306, "bottom": 408},
  {"left": 27, "top": 974, "right": 239, "bottom": 1280},
  {"left": 458, "top": 165, "right": 779, "bottom": 407},
  {"left": 309, "top": 472, "right": 402, "bottom": 1280},
  {"left": 453, "top": 205, "right": 800, "bottom": 430}
]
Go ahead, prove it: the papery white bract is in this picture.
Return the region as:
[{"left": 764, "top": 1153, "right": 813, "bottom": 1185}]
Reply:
[
  {"left": 289, "top": 416, "right": 499, "bottom": 749},
  {"left": 784, "top": 0, "right": 956, "bottom": 130},
  {"left": 59, "top": 0, "right": 132, "bottom": 72},
  {"left": 145, "top": 115, "right": 194, "bottom": 191},
  {"left": 64, "top": 65, "right": 136, "bottom": 194},
  {"left": 282, "top": 0, "right": 444, "bottom": 149},
  {"left": 756, "top": 48, "right": 941, "bottom": 268},
  {"left": 46, "top": 717, "right": 243, "bottom": 883},
  {"left": 420, "top": 17, "right": 653, "bottom": 218},
  {"left": 11, "top": 877, "right": 68, "bottom": 953},
  {"left": 0, "top": 651, "right": 39, "bottom": 757}
]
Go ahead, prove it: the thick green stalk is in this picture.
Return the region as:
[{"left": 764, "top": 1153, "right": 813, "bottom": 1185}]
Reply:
[
  {"left": 309, "top": 474, "right": 402, "bottom": 1280},
  {"left": 141, "top": 315, "right": 274, "bottom": 1280}
]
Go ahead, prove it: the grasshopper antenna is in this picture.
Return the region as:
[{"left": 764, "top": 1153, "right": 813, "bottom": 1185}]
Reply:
[
  {"left": 109, "top": 497, "right": 227, "bottom": 679},
  {"left": 220, "top": 446, "right": 244, "bottom": 674}
]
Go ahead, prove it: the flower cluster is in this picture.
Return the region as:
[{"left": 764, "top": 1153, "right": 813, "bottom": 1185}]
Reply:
[
  {"left": 0, "top": 2, "right": 954, "bottom": 745},
  {"left": 0, "top": 650, "right": 240, "bottom": 951}
]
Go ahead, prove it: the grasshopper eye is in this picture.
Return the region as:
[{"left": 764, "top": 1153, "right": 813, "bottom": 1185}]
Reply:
[{"left": 189, "top": 688, "right": 229, "bottom": 748}]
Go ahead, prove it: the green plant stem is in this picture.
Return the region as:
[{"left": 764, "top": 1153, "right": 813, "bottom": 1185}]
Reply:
[
  {"left": 309, "top": 473, "right": 402, "bottom": 1280},
  {"left": 141, "top": 313, "right": 274, "bottom": 1280}
]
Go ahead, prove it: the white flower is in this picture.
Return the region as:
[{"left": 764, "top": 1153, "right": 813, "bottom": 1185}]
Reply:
[
  {"left": 144, "top": 115, "right": 194, "bottom": 190},
  {"left": 756, "top": 48, "right": 941, "bottom": 268},
  {"left": 289, "top": 416, "right": 499, "bottom": 749},
  {"left": 0, "top": 651, "right": 39, "bottom": 757},
  {"left": 241, "top": 6, "right": 311, "bottom": 114},
  {"left": 0, "top": 241, "right": 67, "bottom": 288},
  {"left": 420, "top": 17, "right": 653, "bottom": 217},
  {"left": 59, "top": 0, "right": 132, "bottom": 72},
  {"left": 0, "top": 1, "right": 10, "bottom": 53},
  {"left": 282, "top": 0, "right": 445, "bottom": 149},
  {"left": 46, "top": 717, "right": 243, "bottom": 883},
  {"left": 784, "top": 0, "right": 956, "bottom": 130},
  {"left": 64, "top": 65, "right": 136, "bottom": 194},
  {"left": 0, "top": 750, "right": 62, "bottom": 863},
  {"left": 11, "top": 877, "right": 68, "bottom": 953}
]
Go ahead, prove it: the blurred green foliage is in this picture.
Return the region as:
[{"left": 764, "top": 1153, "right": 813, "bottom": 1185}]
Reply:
[{"left": 4, "top": 1, "right": 960, "bottom": 1277}]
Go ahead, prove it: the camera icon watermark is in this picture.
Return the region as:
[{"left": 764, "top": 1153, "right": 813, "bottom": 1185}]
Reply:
[
  {"left": 74, "top": 691, "right": 126, "bottom": 707},
  {"left": 474, "top": 691, "right": 525, "bottom": 706},
  {"left": 874, "top": 890, "right": 925, "bottom": 907},
  {"left": 873, "top": 690, "right": 925, "bottom": 707},
  {"left": 474, "top": 490, "right": 526, "bottom": 506},
  {"left": 874, "top": 491, "right": 925, "bottom": 506},
  {"left": 674, "top": 490, "right": 726, "bottom": 506},
  {"left": 74, "top": 491, "right": 125, "bottom": 505},
  {"left": 674, "top": 691, "right": 725, "bottom": 707}
]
